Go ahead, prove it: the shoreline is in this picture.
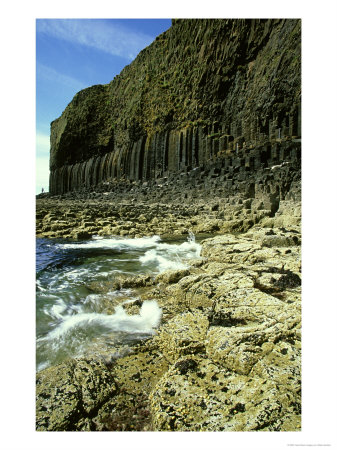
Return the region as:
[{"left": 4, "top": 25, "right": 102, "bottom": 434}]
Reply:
[
  {"left": 36, "top": 195, "right": 301, "bottom": 431},
  {"left": 35, "top": 17, "right": 302, "bottom": 433}
]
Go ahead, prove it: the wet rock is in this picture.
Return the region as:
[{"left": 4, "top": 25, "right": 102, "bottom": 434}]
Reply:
[
  {"left": 94, "top": 341, "right": 169, "bottom": 431},
  {"left": 36, "top": 357, "right": 117, "bottom": 431},
  {"left": 35, "top": 200, "right": 301, "bottom": 431},
  {"left": 153, "top": 310, "right": 209, "bottom": 364},
  {"left": 71, "top": 230, "right": 92, "bottom": 240},
  {"left": 155, "top": 268, "right": 190, "bottom": 284},
  {"left": 113, "top": 274, "right": 155, "bottom": 289}
]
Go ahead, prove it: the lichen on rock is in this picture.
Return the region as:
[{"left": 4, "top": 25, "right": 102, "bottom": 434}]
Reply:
[
  {"left": 36, "top": 224, "right": 301, "bottom": 431},
  {"left": 36, "top": 357, "right": 118, "bottom": 431}
]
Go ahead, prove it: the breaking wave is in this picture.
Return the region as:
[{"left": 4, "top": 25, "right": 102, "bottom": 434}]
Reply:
[
  {"left": 58, "top": 234, "right": 161, "bottom": 250},
  {"left": 36, "top": 232, "right": 201, "bottom": 371}
]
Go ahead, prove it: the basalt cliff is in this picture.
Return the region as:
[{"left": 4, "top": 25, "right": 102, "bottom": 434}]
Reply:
[
  {"left": 36, "top": 19, "right": 301, "bottom": 432},
  {"left": 49, "top": 18, "right": 301, "bottom": 199}
]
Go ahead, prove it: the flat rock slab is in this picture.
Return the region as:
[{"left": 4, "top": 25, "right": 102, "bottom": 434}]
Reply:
[
  {"left": 149, "top": 356, "right": 300, "bottom": 431},
  {"left": 36, "top": 223, "right": 301, "bottom": 431}
]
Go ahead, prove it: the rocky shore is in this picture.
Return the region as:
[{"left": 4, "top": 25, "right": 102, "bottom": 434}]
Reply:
[
  {"left": 36, "top": 18, "right": 301, "bottom": 432},
  {"left": 36, "top": 151, "right": 301, "bottom": 241},
  {"left": 36, "top": 191, "right": 301, "bottom": 431}
]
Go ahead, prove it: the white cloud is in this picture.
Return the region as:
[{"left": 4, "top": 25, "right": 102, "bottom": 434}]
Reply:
[
  {"left": 36, "top": 19, "right": 154, "bottom": 60},
  {"left": 37, "top": 63, "right": 86, "bottom": 91},
  {"left": 36, "top": 132, "right": 50, "bottom": 155},
  {"left": 36, "top": 132, "right": 50, "bottom": 193}
]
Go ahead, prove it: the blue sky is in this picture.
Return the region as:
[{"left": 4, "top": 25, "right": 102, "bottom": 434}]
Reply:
[{"left": 36, "top": 19, "right": 172, "bottom": 194}]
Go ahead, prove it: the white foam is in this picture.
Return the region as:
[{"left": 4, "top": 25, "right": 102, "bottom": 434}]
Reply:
[
  {"left": 139, "top": 249, "right": 187, "bottom": 271},
  {"left": 122, "top": 297, "right": 140, "bottom": 305},
  {"left": 37, "top": 233, "right": 202, "bottom": 369},
  {"left": 83, "top": 294, "right": 101, "bottom": 306},
  {"left": 39, "top": 300, "right": 162, "bottom": 342},
  {"left": 37, "top": 361, "right": 49, "bottom": 372},
  {"left": 66, "top": 267, "right": 90, "bottom": 278},
  {"left": 139, "top": 234, "right": 201, "bottom": 272},
  {"left": 157, "top": 240, "right": 201, "bottom": 256},
  {"left": 58, "top": 235, "right": 161, "bottom": 250},
  {"left": 187, "top": 230, "right": 196, "bottom": 242},
  {"left": 36, "top": 279, "right": 47, "bottom": 291},
  {"left": 49, "top": 299, "right": 67, "bottom": 319}
]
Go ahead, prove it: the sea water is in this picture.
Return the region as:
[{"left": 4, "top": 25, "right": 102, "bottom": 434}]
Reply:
[{"left": 36, "top": 233, "right": 201, "bottom": 372}]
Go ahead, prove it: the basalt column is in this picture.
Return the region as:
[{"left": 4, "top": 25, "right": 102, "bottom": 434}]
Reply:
[{"left": 49, "top": 19, "right": 301, "bottom": 195}]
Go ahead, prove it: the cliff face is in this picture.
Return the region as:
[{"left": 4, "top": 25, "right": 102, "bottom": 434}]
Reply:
[{"left": 49, "top": 19, "right": 301, "bottom": 195}]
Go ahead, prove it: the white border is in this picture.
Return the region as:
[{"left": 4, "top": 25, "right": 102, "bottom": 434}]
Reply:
[{"left": 1, "top": 1, "right": 337, "bottom": 449}]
